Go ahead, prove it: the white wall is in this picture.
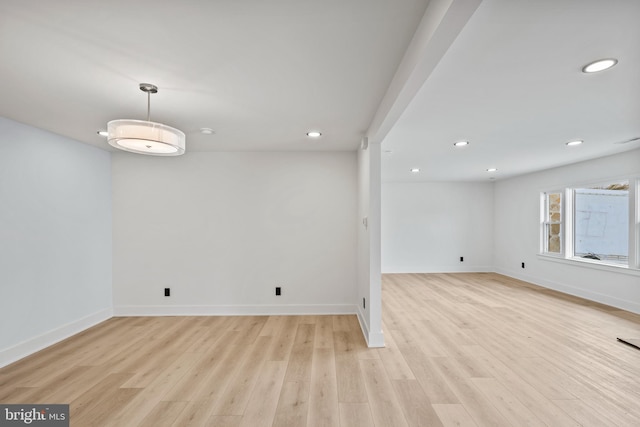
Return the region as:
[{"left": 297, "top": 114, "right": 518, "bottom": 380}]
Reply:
[
  {"left": 494, "top": 148, "right": 640, "bottom": 314},
  {"left": 112, "top": 151, "right": 357, "bottom": 315},
  {"left": 357, "top": 141, "right": 384, "bottom": 347},
  {"left": 382, "top": 181, "right": 494, "bottom": 272},
  {"left": 0, "top": 117, "right": 113, "bottom": 367}
]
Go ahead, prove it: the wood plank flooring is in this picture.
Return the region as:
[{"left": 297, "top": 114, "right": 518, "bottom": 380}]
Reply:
[{"left": 1, "top": 272, "right": 639, "bottom": 426}]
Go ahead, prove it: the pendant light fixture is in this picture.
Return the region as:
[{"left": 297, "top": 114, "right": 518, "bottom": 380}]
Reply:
[{"left": 107, "top": 83, "right": 185, "bottom": 156}]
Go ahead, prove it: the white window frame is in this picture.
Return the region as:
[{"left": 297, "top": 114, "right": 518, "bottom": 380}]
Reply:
[
  {"left": 632, "top": 178, "right": 639, "bottom": 269},
  {"left": 571, "top": 180, "right": 629, "bottom": 266},
  {"left": 540, "top": 191, "right": 564, "bottom": 256},
  {"left": 539, "top": 176, "right": 640, "bottom": 274}
]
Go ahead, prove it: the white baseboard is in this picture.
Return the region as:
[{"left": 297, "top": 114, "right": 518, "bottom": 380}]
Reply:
[
  {"left": 113, "top": 304, "right": 357, "bottom": 317},
  {"left": 356, "top": 308, "right": 385, "bottom": 348},
  {"left": 495, "top": 268, "right": 640, "bottom": 314},
  {"left": 0, "top": 308, "right": 113, "bottom": 368},
  {"left": 382, "top": 266, "right": 493, "bottom": 274},
  {"left": 0, "top": 303, "right": 387, "bottom": 367}
]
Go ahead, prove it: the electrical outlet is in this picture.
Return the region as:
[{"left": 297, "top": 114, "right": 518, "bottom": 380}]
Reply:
[
  {"left": 521, "top": 262, "right": 525, "bottom": 269},
  {"left": 363, "top": 297, "right": 366, "bottom": 309},
  {"left": 460, "top": 256, "right": 464, "bottom": 262},
  {"left": 164, "top": 288, "right": 170, "bottom": 297},
  {"left": 275, "top": 287, "right": 281, "bottom": 296}
]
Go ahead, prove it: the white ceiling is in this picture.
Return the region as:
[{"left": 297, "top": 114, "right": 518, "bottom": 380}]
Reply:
[
  {"left": 0, "top": 0, "right": 428, "bottom": 151},
  {"left": 1, "top": 0, "right": 638, "bottom": 182},
  {"left": 381, "top": 0, "right": 640, "bottom": 182}
]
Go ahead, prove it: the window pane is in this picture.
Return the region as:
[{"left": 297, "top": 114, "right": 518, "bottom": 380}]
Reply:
[
  {"left": 546, "top": 192, "right": 562, "bottom": 253},
  {"left": 574, "top": 182, "right": 629, "bottom": 264}
]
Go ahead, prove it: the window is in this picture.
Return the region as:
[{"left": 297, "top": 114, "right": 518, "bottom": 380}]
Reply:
[
  {"left": 540, "top": 178, "right": 638, "bottom": 270},
  {"left": 542, "top": 191, "right": 563, "bottom": 254},
  {"left": 573, "top": 182, "right": 628, "bottom": 265}
]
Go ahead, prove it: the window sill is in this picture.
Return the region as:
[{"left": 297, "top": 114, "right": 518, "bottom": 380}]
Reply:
[{"left": 537, "top": 253, "right": 640, "bottom": 277}]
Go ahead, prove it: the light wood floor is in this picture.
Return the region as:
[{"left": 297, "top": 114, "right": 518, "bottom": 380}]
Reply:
[{"left": 1, "top": 273, "right": 639, "bottom": 426}]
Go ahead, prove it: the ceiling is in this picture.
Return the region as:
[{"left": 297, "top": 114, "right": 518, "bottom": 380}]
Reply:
[
  {"left": 1, "top": 0, "right": 638, "bottom": 182},
  {"left": 382, "top": 0, "right": 640, "bottom": 182},
  {"left": 0, "top": 0, "right": 428, "bottom": 152}
]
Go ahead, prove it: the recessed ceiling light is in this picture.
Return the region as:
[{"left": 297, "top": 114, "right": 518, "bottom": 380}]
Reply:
[
  {"left": 566, "top": 140, "right": 583, "bottom": 146},
  {"left": 97, "top": 130, "right": 108, "bottom": 137},
  {"left": 486, "top": 168, "right": 497, "bottom": 172},
  {"left": 306, "top": 131, "right": 322, "bottom": 138},
  {"left": 582, "top": 58, "right": 617, "bottom": 73},
  {"left": 410, "top": 168, "right": 420, "bottom": 173},
  {"left": 200, "top": 128, "right": 215, "bottom": 135},
  {"left": 453, "top": 141, "right": 469, "bottom": 147}
]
